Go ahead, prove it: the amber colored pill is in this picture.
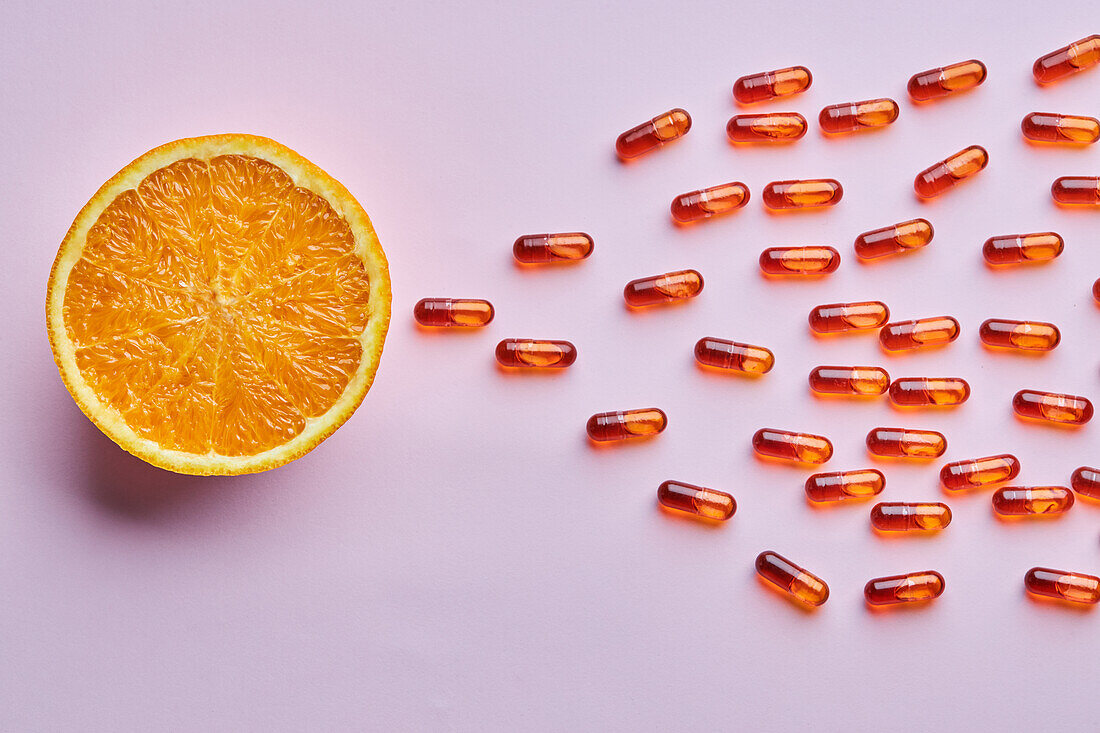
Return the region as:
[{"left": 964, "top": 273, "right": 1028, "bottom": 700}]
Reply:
[
  {"left": 866, "top": 427, "right": 947, "bottom": 459},
  {"left": 819, "top": 98, "right": 900, "bottom": 134},
  {"left": 864, "top": 571, "right": 944, "bottom": 605},
  {"left": 694, "top": 337, "right": 774, "bottom": 374},
  {"left": 889, "top": 378, "right": 970, "bottom": 407},
  {"left": 983, "top": 233, "right": 1063, "bottom": 265},
  {"left": 1033, "top": 35, "right": 1100, "bottom": 84},
  {"left": 940, "top": 454, "right": 1020, "bottom": 490},
  {"left": 658, "top": 480, "right": 736, "bottom": 521},
  {"left": 854, "top": 219, "right": 934, "bottom": 259},
  {"left": 726, "top": 113, "right": 807, "bottom": 142},
  {"left": 908, "top": 60, "right": 987, "bottom": 101},
  {"left": 671, "top": 182, "right": 749, "bottom": 223},
  {"left": 759, "top": 246, "right": 840, "bottom": 275},
  {"left": 1093, "top": 278, "right": 1100, "bottom": 303},
  {"left": 979, "top": 319, "right": 1060, "bottom": 351},
  {"left": 761, "top": 179, "right": 843, "bottom": 209},
  {"left": 871, "top": 503, "right": 952, "bottom": 532},
  {"left": 808, "top": 366, "right": 890, "bottom": 396},
  {"left": 733, "top": 66, "right": 812, "bottom": 104},
  {"left": 513, "top": 233, "right": 593, "bottom": 264},
  {"left": 1051, "top": 177, "right": 1100, "bottom": 205},
  {"left": 805, "top": 469, "right": 885, "bottom": 503},
  {"left": 414, "top": 298, "right": 495, "bottom": 327},
  {"left": 1025, "top": 567, "right": 1100, "bottom": 604},
  {"left": 879, "top": 317, "right": 959, "bottom": 351},
  {"left": 752, "top": 428, "right": 832, "bottom": 464},
  {"left": 808, "top": 301, "right": 890, "bottom": 333},
  {"left": 992, "top": 486, "right": 1074, "bottom": 516},
  {"left": 1021, "top": 113, "right": 1100, "bottom": 144},
  {"left": 754, "top": 551, "right": 829, "bottom": 607},
  {"left": 914, "top": 146, "right": 988, "bottom": 198},
  {"left": 495, "top": 339, "right": 576, "bottom": 368},
  {"left": 615, "top": 108, "right": 691, "bottom": 159},
  {"left": 586, "top": 408, "right": 667, "bottom": 442},
  {"left": 1013, "top": 390, "right": 1094, "bottom": 425},
  {"left": 623, "top": 269, "right": 703, "bottom": 307},
  {"left": 1071, "top": 466, "right": 1100, "bottom": 500}
]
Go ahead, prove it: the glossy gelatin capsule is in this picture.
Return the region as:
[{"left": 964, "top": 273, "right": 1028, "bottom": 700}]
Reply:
[
  {"left": 726, "top": 113, "right": 807, "bottom": 143},
  {"left": 414, "top": 298, "right": 495, "bottom": 328},
  {"left": 1013, "top": 390, "right": 1094, "bottom": 425},
  {"left": 1051, "top": 177, "right": 1100, "bottom": 205},
  {"left": 983, "top": 233, "right": 1063, "bottom": 265},
  {"left": 889, "top": 378, "right": 970, "bottom": 407},
  {"left": 992, "top": 486, "right": 1074, "bottom": 516},
  {"left": 657, "top": 480, "right": 735, "bottom": 520},
  {"left": 1021, "top": 113, "right": 1100, "bottom": 144},
  {"left": 879, "top": 317, "right": 959, "bottom": 351},
  {"left": 866, "top": 427, "right": 947, "bottom": 459},
  {"left": 1025, "top": 567, "right": 1100, "bottom": 604},
  {"left": 808, "top": 366, "right": 890, "bottom": 396},
  {"left": 694, "top": 337, "right": 774, "bottom": 374},
  {"left": 733, "top": 66, "right": 812, "bottom": 104},
  {"left": 808, "top": 301, "right": 890, "bottom": 334},
  {"left": 1033, "top": 35, "right": 1100, "bottom": 84},
  {"left": 854, "top": 218, "right": 934, "bottom": 259},
  {"left": 1093, "top": 278, "right": 1100, "bottom": 303},
  {"left": 759, "top": 246, "right": 840, "bottom": 275},
  {"left": 1071, "top": 466, "right": 1100, "bottom": 500},
  {"left": 752, "top": 428, "right": 832, "bottom": 464},
  {"left": 495, "top": 339, "right": 576, "bottom": 368},
  {"left": 754, "top": 551, "right": 828, "bottom": 607},
  {"left": 914, "top": 146, "right": 988, "bottom": 198},
  {"left": 512, "top": 233, "right": 593, "bottom": 264},
  {"left": 761, "top": 179, "right": 843, "bottom": 210},
  {"left": 586, "top": 408, "right": 667, "bottom": 442},
  {"left": 623, "top": 269, "right": 703, "bottom": 307},
  {"left": 871, "top": 503, "right": 952, "bottom": 532},
  {"left": 819, "top": 98, "right": 900, "bottom": 133},
  {"left": 979, "top": 319, "right": 1060, "bottom": 351},
  {"left": 907, "top": 60, "right": 987, "bottom": 101},
  {"left": 805, "top": 469, "right": 885, "bottom": 503},
  {"left": 864, "top": 571, "right": 944, "bottom": 605},
  {"left": 615, "top": 108, "right": 691, "bottom": 160},
  {"left": 671, "top": 182, "right": 749, "bottom": 223},
  {"left": 940, "top": 454, "right": 1020, "bottom": 490}
]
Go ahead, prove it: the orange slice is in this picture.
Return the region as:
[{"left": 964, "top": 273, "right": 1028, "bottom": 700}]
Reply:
[{"left": 46, "top": 134, "right": 391, "bottom": 475}]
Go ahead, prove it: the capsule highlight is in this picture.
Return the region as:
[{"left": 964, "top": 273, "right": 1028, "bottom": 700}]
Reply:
[
  {"left": 1070, "top": 466, "right": 1100, "bottom": 500},
  {"left": 879, "top": 316, "right": 960, "bottom": 351},
  {"left": 809, "top": 301, "right": 890, "bottom": 333},
  {"left": 979, "top": 319, "right": 1060, "bottom": 351},
  {"left": 624, "top": 269, "right": 704, "bottom": 307},
  {"left": 908, "top": 60, "right": 987, "bottom": 101},
  {"left": 854, "top": 218, "right": 934, "bottom": 260},
  {"left": 658, "top": 480, "right": 735, "bottom": 521},
  {"left": 1051, "top": 177, "right": 1100, "bottom": 205},
  {"left": 1025, "top": 567, "right": 1100, "bottom": 604},
  {"left": 615, "top": 108, "right": 691, "bottom": 159},
  {"left": 808, "top": 366, "right": 890, "bottom": 396},
  {"left": 871, "top": 503, "right": 952, "bottom": 532},
  {"left": 1013, "top": 390, "right": 1094, "bottom": 425},
  {"left": 819, "top": 98, "right": 899, "bottom": 133},
  {"left": 992, "top": 486, "right": 1074, "bottom": 516},
  {"left": 805, "top": 469, "right": 885, "bottom": 503},
  {"left": 414, "top": 298, "right": 495, "bottom": 327},
  {"left": 694, "top": 337, "right": 774, "bottom": 374},
  {"left": 752, "top": 428, "right": 833, "bottom": 464},
  {"left": 762, "top": 179, "right": 843, "bottom": 209},
  {"left": 1021, "top": 113, "right": 1100, "bottom": 144},
  {"left": 726, "top": 113, "right": 807, "bottom": 142},
  {"left": 914, "top": 146, "right": 988, "bottom": 198},
  {"left": 1033, "top": 35, "right": 1100, "bottom": 84},
  {"left": 759, "top": 246, "right": 840, "bottom": 276},
  {"left": 940, "top": 454, "right": 1020, "bottom": 490},
  {"left": 865, "top": 571, "right": 945, "bottom": 605},
  {"left": 495, "top": 339, "right": 576, "bottom": 368},
  {"left": 983, "top": 233, "right": 1063, "bottom": 265},
  {"left": 755, "top": 551, "right": 829, "bottom": 607},
  {"left": 733, "top": 66, "right": 812, "bottom": 104},
  {"left": 889, "top": 378, "right": 970, "bottom": 407},
  {"left": 866, "top": 427, "right": 947, "bottom": 459},
  {"left": 671, "top": 182, "right": 749, "bottom": 223},
  {"left": 513, "top": 233, "right": 593, "bottom": 264}
]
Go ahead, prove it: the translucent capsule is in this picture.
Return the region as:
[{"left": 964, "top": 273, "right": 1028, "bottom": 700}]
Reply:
[
  {"left": 864, "top": 571, "right": 945, "bottom": 605},
  {"left": 889, "top": 378, "right": 970, "bottom": 407},
  {"left": 992, "top": 486, "right": 1074, "bottom": 516},
  {"left": 1070, "top": 466, "right": 1100, "bottom": 500},
  {"left": 1021, "top": 113, "right": 1100, "bottom": 144},
  {"left": 808, "top": 301, "right": 890, "bottom": 334},
  {"left": 808, "top": 366, "right": 890, "bottom": 396},
  {"left": 726, "top": 113, "right": 807, "bottom": 142},
  {"left": 586, "top": 408, "right": 667, "bottom": 442},
  {"left": 1013, "top": 390, "right": 1094, "bottom": 425},
  {"left": 671, "top": 182, "right": 749, "bottom": 223},
  {"left": 623, "top": 269, "right": 703, "bottom": 307},
  {"left": 615, "top": 108, "right": 691, "bottom": 160},
  {"left": 854, "top": 218, "right": 934, "bottom": 260},
  {"left": 759, "top": 246, "right": 840, "bottom": 275},
  {"left": 983, "top": 233, "right": 1063, "bottom": 265},
  {"left": 658, "top": 480, "right": 736, "bottom": 521},
  {"left": 805, "top": 469, "right": 885, "bottom": 503},
  {"left": 1025, "top": 567, "right": 1100, "bottom": 604},
  {"left": 979, "top": 319, "right": 1060, "bottom": 351},
  {"left": 752, "top": 428, "right": 832, "bottom": 464},
  {"left": 1033, "top": 35, "right": 1100, "bottom": 84},
  {"left": 1051, "top": 177, "right": 1100, "bottom": 205},
  {"left": 754, "top": 551, "right": 829, "bottom": 607},
  {"left": 761, "top": 179, "right": 843, "bottom": 209},
  {"left": 733, "top": 66, "right": 812, "bottom": 104},
  {"left": 866, "top": 427, "right": 947, "bottom": 459},
  {"left": 818, "top": 98, "right": 900, "bottom": 134},
  {"left": 871, "top": 503, "right": 952, "bottom": 532},
  {"left": 907, "top": 60, "right": 988, "bottom": 101},
  {"left": 914, "top": 146, "right": 988, "bottom": 198},
  {"left": 940, "top": 454, "right": 1020, "bottom": 490},
  {"left": 879, "top": 317, "right": 960, "bottom": 351},
  {"left": 495, "top": 339, "right": 576, "bottom": 368},
  {"left": 694, "top": 337, "right": 774, "bottom": 374},
  {"left": 414, "top": 298, "right": 494, "bottom": 328},
  {"left": 513, "top": 233, "right": 593, "bottom": 264},
  {"left": 1094, "top": 278, "right": 1100, "bottom": 303}
]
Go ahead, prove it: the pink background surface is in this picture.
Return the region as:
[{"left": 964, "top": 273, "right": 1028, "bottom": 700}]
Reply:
[{"left": 3, "top": 1, "right": 1100, "bottom": 729}]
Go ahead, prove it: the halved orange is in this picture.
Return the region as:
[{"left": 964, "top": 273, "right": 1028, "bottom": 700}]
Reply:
[{"left": 46, "top": 134, "right": 391, "bottom": 475}]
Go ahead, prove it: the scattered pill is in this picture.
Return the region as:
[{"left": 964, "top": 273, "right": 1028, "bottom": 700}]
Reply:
[
  {"left": 854, "top": 218, "right": 934, "bottom": 259},
  {"left": 983, "top": 233, "right": 1063, "bottom": 265},
  {"left": 809, "top": 301, "right": 890, "bottom": 333},
  {"left": 726, "top": 113, "right": 807, "bottom": 142},
  {"left": 865, "top": 571, "right": 945, "bottom": 605},
  {"left": 1021, "top": 113, "right": 1100, "bottom": 144},
  {"left": 733, "top": 66, "right": 812, "bottom": 104},
  {"left": 513, "top": 233, "right": 593, "bottom": 264},
  {"left": 1071, "top": 466, "right": 1100, "bottom": 500},
  {"left": 1013, "top": 390, "right": 1093, "bottom": 425},
  {"left": 866, "top": 427, "right": 947, "bottom": 459},
  {"left": 658, "top": 480, "right": 735, "bottom": 520},
  {"left": 495, "top": 339, "right": 576, "bottom": 368},
  {"left": 879, "top": 316, "right": 959, "bottom": 351},
  {"left": 808, "top": 366, "right": 890, "bottom": 396},
  {"left": 671, "top": 182, "right": 750, "bottom": 222},
  {"left": 695, "top": 337, "right": 774, "bottom": 374},
  {"left": 752, "top": 428, "right": 833, "bottom": 464},
  {"left": 914, "top": 146, "right": 988, "bottom": 198},
  {"left": 1051, "top": 177, "right": 1100, "bottom": 205},
  {"left": 1033, "top": 35, "right": 1100, "bottom": 84},
  {"left": 1025, "top": 567, "right": 1100, "bottom": 604},
  {"left": 624, "top": 269, "right": 704, "bottom": 307},
  {"left": 586, "top": 408, "right": 667, "bottom": 442},
  {"left": 414, "top": 298, "right": 495, "bottom": 327},
  {"left": 616, "top": 108, "right": 691, "bottom": 159},
  {"left": 871, "top": 503, "right": 952, "bottom": 532},
  {"left": 908, "top": 60, "right": 987, "bottom": 101},
  {"left": 759, "top": 246, "right": 840, "bottom": 275},
  {"left": 940, "top": 454, "right": 1021, "bottom": 490},
  {"left": 819, "top": 98, "right": 899, "bottom": 133},
  {"left": 755, "top": 551, "right": 829, "bottom": 606},
  {"left": 889, "top": 377, "right": 970, "bottom": 407},
  {"left": 762, "top": 179, "right": 843, "bottom": 209},
  {"left": 805, "top": 469, "right": 885, "bottom": 502},
  {"left": 979, "top": 319, "right": 1060, "bottom": 351},
  {"left": 992, "top": 486, "right": 1074, "bottom": 516}
]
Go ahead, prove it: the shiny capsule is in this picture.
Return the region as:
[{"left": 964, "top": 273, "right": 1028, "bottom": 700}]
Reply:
[
  {"left": 1071, "top": 466, "right": 1100, "bottom": 500},
  {"left": 879, "top": 317, "right": 960, "bottom": 351},
  {"left": 979, "top": 319, "right": 1060, "bottom": 351},
  {"left": 671, "top": 182, "right": 749, "bottom": 223},
  {"left": 808, "top": 301, "right": 890, "bottom": 333},
  {"left": 754, "top": 551, "right": 829, "bottom": 607},
  {"left": 983, "top": 233, "right": 1063, "bottom": 265},
  {"left": 940, "top": 454, "right": 1020, "bottom": 490},
  {"left": 1025, "top": 567, "right": 1100, "bottom": 604},
  {"left": 512, "top": 233, "right": 593, "bottom": 264},
  {"left": 752, "top": 428, "right": 832, "bottom": 464},
  {"left": 818, "top": 98, "right": 899, "bottom": 133},
  {"left": 871, "top": 503, "right": 952, "bottom": 532},
  {"left": 1051, "top": 177, "right": 1100, "bottom": 205},
  {"left": 733, "top": 66, "right": 812, "bottom": 104},
  {"left": 854, "top": 218, "right": 934, "bottom": 259},
  {"left": 658, "top": 480, "right": 736, "bottom": 521},
  {"left": 1013, "top": 390, "right": 1094, "bottom": 425},
  {"left": 889, "top": 378, "right": 970, "bottom": 407},
  {"left": 866, "top": 427, "right": 947, "bottom": 459},
  {"left": 1033, "top": 35, "right": 1100, "bottom": 84},
  {"left": 864, "top": 571, "right": 944, "bottom": 605},
  {"left": 808, "top": 366, "right": 890, "bottom": 396},
  {"left": 726, "top": 113, "right": 807, "bottom": 142},
  {"left": 495, "top": 339, "right": 576, "bottom": 368},
  {"left": 1093, "top": 278, "right": 1100, "bottom": 303},
  {"left": 623, "top": 269, "right": 703, "bottom": 307},
  {"left": 615, "top": 108, "right": 691, "bottom": 159},
  {"left": 759, "top": 246, "right": 840, "bottom": 275},
  {"left": 805, "top": 469, "right": 885, "bottom": 503},
  {"left": 694, "top": 337, "right": 774, "bottom": 374},
  {"left": 992, "top": 486, "right": 1075, "bottom": 516},
  {"left": 1021, "top": 113, "right": 1100, "bottom": 144},
  {"left": 414, "top": 298, "right": 495, "bottom": 327},
  {"left": 914, "top": 146, "right": 988, "bottom": 198},
  {"left": 908, "top": 60, "right": 987, "bottom": 101},
  {"left": 586, "top": 408, "right": 667, "bottom": 442},
  {"left": 761, "top": 179, "right": 843, "bottom": 209}
]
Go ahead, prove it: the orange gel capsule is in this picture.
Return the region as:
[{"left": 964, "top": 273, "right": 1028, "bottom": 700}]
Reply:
[
  {"left": 871, "top": 503, "right": 952, "bottom": 532},
  {"left": 866, "top": 427, "right": 947, "bottom": 459},
  {"left": 1025, "top": 567, "right": 1100, "bottom": 604},
  {"left": 808, "top": 366, "right": 890, "bottom": 396},
  {"left": 854, "top": 218, "right": 934, "bottom": 259},
  {"left": 615, "top": 108, "right": 691, "bottom": 159},
  {"left": 808, "top": 301, "right": 889, "bottom": 333},
  {"left": 761, "top": 179, "right": 843, "bottom": 209},
  {"left": 1093, "top": 278, "right": 1100, "bottom": 303},
  {"left": 1033, "top": 35, "right": 1100, "bottom": 84},
  {"left": 495, "top": 339, "right": 576, "bottom": 368},
  {"left": 658, "top": 480, "right": 735, "bottom": 520},
  {"left": 992, "top": 486, "right": 1074, "bottom": 516},
  {"left": 983, "top": 233, "right": 1063, "bottom": 265},
  {"left": 879, "top": 316, "right": 960, "bottom": 351},
  {"left": 889, "top": 378, "right": 970, "bottom": 407},
  {"left": 1013, "top": 390, "right": 1094, "bottom": 425},
  {"left": 1071, "top": 466, "right": 1100, "bottom": 500},
  {"left": 907, "top": 59, "right": 987, "bottom": 101},
  {"left": 414, "top": 298, "right": 495, "bottom": 327},
  {"left": 1051, "top": 177, "right": 1100, "bottom": 205},
  {"left": 819, "top": 98, "right": 900, "bottom": 133},
  {"left": 865, "top": 571, "right": 944, "bottom": 605},
  {"left": 759, "top": 246, "right": 840, "bottom": 275},
  {"left": 694, "top": 337, "right": 774, "bottom": 374},
  {"left": 805, "top": 469, "right": 885, "bottom": 503},
  {"left": 1021, "top": 113, "right": 1100, "bottom": 144},
  {"left": 979, "top": 319, "right": 1060, "bottom": 351},
  {"left": 733, "top": 66, "right": 812, "bottom": 104},
  {"left": 623, "top": 269, "right": 703, "bottom": 307},
  {"left": 726, "top": 113, "right": 807, "bottom": 142},
  {"left": 752, "top": 428, "right": 832, "bottom": 464},
  {"left": 586, "top": 408, "right": 667, "bottom": 442},
  {"left": 513, "top": 233, "right": 593, "bottom": 264},
  {"left": 671, "top": 182, "right": 749, "bottom": 223},
  {"left": 914, "top": 146, "right": 988, "bottom": 198},
  {"left": 940, "top": 454, "right": 1020, "bottom": 490},
  {"left": 754, "top": 551, "right": 829, "bottom": 607}
]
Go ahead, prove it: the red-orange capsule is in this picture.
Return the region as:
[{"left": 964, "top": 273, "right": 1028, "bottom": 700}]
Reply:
[
  {"left": 586, "top": 408, "right": 667, "bottom": 442},
  {"left": 871, "top": 503, "right": 952, "bottom": 532},
  {"left": 671, "top": 182, "right": 749, "bottom": 223},
  {"left": 865, "top": 571, "right": 944, "bottom": 605},
  {"left": 940, "top": 454, "right": 1020, "bottom": 490},
  {"left": 1071, "top": 466, "right": 1100, "bottom": 500},
  {"left": 658, "top": 480, "right": 735, "bottom": 521},
  {"left": 495, "top": 339, "right": 576, "bottom": 368},
  {"left": 733, "top": 66, "right": 812, "bottom": 104},
  {"left": 726, "top": 113, "right": 807, "bottom": 142},
  {"left": 1093, "top": 278, "right": 1100, "bottom": 303},
  {"left": 819, "top": 98, "right": 899, "bottom": 133},
  {"left": 1033, "top": 35, "right": 1100, "bottom": 84},
  {"left": 889, "top": 378, "right": 970, "bottom": 407},
  {"left": 914, "top": 146, "right": 988, "bottom": 198},
  {"left": 513, "top": 233, "right": 593, "bottom": 264},
  {"left": 907, "top": 60, "right": 987, "bottom": 101},
  {"left": 1021, "top": 113, "right": 1100, "bottom": 144},
  {"left": 414, "top": 298, "right": 495, "bottom": 327},
  {"left": 752, "top": 428, "right": 832, "bottom": 464},
  {"left": 808, "top": 301, "right": 890, "bottom": 334},
  {"left": 1013, "top": 390, "right": 1094, "bottom": 425},
  {"left": 694, "top": 337, "right": 774, "bottom": 374},
  {"left": 865, "top": 427, "right": 947, "bottom": 459},
  {"left": 759, "top": 246, "right": 840, "bottom": 275},
  {"left": 754, "top": 551, "right": 829, "bottom": 607},
  {"left": 979, "top": 319, "right": 1060, "bottom": 351},
  {"left": 761, "top": 179, "right": 843, "bottom": 209},
  {"left": 1025, "top": 567, "right": 1100, "bottom": 604},
  {"left": 623, "top": 269, "right": 703, "bottom": 307},
  {"left": 983, "top": 233, "right": 1063, "bottom": 265},
  {"left": 805, "top": 469, "right": 885, "bottom": 503},
  {"left": 992, "top": 486, "right": 1074, "bottom": 516},
  {"left": 854, "top": 219, "right": 934, "bottom": 259},
  {"left": 808, "top": 366, "right": 890, "bottom": 396},
  {"left": 615, "top": 108, "right": 691, "bottom": 159},
  {"left": 879, "top": 316, "right": 960, "bottom": 351},
  {"left": 1051, "top": 177, "right": 1100, "bottom": 205}
]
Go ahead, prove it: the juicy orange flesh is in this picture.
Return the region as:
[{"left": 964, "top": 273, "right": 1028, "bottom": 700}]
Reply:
[{"left": 63, "top": 155, "right": 370, "bottom": 457}]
